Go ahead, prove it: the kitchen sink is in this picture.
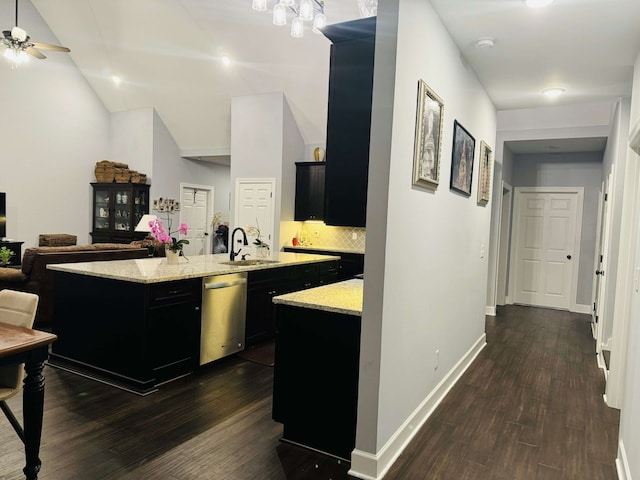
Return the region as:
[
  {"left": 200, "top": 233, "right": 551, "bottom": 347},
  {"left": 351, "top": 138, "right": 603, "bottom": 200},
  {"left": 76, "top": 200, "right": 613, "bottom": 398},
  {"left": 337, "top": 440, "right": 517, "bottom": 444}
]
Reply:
[{"left": 220, "top": 259, "right": 280, "bottom": 266}]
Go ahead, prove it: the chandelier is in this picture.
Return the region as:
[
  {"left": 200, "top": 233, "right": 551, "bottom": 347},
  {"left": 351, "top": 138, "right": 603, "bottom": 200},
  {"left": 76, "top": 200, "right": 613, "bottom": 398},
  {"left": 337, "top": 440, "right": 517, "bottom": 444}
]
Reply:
[{"left": 252, "top": 0, "right": 326, "bottom": 38}]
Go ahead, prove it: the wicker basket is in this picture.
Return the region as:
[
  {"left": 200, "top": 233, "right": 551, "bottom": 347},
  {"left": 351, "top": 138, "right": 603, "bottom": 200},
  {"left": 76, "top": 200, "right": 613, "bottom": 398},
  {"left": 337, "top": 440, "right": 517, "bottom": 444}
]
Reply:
[
  {"left": 130, "top": 171, "right": 147, "bottom": 184},
  {"left": 114, "top": 167, "right": 131, "bottom": 183},
  {"left": 95, "top": 164, "right": 115, "bottom": 183}
]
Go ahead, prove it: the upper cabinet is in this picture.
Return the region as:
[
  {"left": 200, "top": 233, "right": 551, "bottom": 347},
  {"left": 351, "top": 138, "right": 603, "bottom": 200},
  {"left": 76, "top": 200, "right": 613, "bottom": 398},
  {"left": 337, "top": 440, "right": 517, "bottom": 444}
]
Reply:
[
  {"left": 91, "top": 183, "right": 150, "bottom": 244},
  {"left": 295, "top": 162, "right": 325, "bottom": 221},
  {"left": 322, "top": 17, "right": 376, "bottom": 228}
]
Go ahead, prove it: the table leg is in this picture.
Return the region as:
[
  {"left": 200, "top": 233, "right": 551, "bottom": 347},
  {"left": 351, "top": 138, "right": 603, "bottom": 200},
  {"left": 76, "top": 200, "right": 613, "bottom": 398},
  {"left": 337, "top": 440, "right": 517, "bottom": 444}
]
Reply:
[{"left": 22, "top": 358, "right": 45, "bottom": 480}]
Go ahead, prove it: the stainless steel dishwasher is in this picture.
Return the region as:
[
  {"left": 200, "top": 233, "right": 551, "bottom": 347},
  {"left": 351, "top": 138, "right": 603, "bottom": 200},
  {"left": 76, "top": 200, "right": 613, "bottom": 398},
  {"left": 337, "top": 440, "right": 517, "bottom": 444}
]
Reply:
[{"left": 200, "top": 272, "right": 247, "bottom": 365}]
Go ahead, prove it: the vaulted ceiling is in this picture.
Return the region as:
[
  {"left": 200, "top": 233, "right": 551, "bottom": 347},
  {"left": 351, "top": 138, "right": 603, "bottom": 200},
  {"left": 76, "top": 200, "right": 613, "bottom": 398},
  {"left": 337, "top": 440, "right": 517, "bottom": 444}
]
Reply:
[{"left": 14, "top": 0, "right": 640, "bottom": 158}]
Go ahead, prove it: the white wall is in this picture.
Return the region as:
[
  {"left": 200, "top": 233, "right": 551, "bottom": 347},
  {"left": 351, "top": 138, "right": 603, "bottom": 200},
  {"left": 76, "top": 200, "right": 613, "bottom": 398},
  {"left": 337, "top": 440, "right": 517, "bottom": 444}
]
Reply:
[
  {"left": 0, "top": 0, "right": 110, "bottom": 247},
  {"left": 230, "top": 92, "right": 305, "bottom": 251},
  {"left": 354, "top": 0, "right": 496, "bottom": 475},
  {"left": 616, "top": 51, "right": 640, "bottom": 479},
  {"left": 511, "top": 152, "right": 603, "bottom": 305},
  {"left": 110, "top": 108, "right": 154, "bottom": 176}
]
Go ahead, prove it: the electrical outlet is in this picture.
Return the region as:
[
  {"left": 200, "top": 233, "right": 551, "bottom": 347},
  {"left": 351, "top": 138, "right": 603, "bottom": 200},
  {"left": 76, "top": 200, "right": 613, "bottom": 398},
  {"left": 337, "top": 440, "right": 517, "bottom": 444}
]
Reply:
[
  {"left": 352, "top": 232, "right": 358, "bottom": 240},
  {"left": 435, "top": 349, "right": 440, "bottom": 370}
]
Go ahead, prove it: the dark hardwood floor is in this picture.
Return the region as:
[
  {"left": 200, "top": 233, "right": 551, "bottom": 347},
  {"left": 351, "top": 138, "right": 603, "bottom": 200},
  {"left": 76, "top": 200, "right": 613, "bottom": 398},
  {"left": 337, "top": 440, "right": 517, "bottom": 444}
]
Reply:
[{"left": 0, "top": 305, "right": 619, "bottom": 479}]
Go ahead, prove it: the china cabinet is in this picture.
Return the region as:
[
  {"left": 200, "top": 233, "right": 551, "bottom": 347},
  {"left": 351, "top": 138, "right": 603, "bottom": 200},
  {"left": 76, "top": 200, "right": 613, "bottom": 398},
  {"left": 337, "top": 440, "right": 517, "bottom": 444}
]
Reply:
[{"left": 90, "top": 183, "right": 150, "bottom": 244}]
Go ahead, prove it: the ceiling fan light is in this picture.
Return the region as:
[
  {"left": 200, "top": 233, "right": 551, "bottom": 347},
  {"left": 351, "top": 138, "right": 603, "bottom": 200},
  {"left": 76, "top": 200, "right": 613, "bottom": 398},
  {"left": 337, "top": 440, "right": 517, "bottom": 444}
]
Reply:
[
  {"left": 312, "top": 13, "right": 326, "bottom": 33},
  {"left": 252, "top": 0, "right": 267, "bottom": 12},
  {"left": 299, "top": 0, "right": 314, "bottom": 21},
  {"left": 280, "top": 0, "right": 294, "bottom": 5},
  {"left": 4, "top": 47, "right": 28, "bottom": 64},
  {"left": 273, "top": 3, "right": 287, "bottom": 25},
  {"left": 11, "top": 26, "right": 27, "bottom": 42},
  {"left": 291, "top": 16, "right": 304, "bottom": 38}
]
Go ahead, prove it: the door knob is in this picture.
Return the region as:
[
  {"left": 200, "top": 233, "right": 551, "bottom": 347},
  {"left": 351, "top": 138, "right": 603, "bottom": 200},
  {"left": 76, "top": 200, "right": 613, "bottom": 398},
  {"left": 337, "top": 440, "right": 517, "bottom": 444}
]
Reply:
[
  {"left": 596, "top": 270, "right": 604, "bottom": 276},
  {"left": 566, "top": 255, "right": 572, "bottom": 260}
]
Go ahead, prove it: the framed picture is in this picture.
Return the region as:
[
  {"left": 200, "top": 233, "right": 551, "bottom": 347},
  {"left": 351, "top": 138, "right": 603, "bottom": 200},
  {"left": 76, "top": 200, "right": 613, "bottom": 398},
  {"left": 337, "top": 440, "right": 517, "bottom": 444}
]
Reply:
[
  {"left": 477, "top": 141, "right": 492, "bottom": 205},
  {"left": 412, "top": 79, "right": 445, "bottom": 189},
  {"left": 449, "top": 120, "right": 475, "bottom": 196}
]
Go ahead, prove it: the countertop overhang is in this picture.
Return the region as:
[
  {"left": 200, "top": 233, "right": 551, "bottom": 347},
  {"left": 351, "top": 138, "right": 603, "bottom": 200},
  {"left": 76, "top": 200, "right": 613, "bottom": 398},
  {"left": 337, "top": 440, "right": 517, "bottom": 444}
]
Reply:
[
  {"left": 272, "top": 278, "right": 363, "bottom": 316},
  {"left": 47, "top": 252, "right": 340, "bottom": 284}
]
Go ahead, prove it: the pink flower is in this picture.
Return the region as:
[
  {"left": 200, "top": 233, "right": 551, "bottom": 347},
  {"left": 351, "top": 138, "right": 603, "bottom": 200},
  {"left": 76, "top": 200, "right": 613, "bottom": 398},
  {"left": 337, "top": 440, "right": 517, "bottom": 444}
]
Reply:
[{"left": 178, "top": 222, "right": 189, "bottom": 235}]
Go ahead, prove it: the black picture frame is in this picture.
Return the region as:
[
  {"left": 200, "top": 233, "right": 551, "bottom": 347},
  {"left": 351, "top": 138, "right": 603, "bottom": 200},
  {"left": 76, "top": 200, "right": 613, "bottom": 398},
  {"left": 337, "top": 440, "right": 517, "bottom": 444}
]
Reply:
[{"left": 450, "top": 120, "right": 475, "bottom": 196}]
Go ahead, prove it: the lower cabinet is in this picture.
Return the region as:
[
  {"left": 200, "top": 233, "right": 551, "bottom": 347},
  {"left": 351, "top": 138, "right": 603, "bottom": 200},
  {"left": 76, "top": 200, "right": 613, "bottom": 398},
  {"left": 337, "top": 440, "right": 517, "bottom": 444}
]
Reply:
[
  {"left": 51, "top": 273, "right": 201, "bottom": 394},
  {"left": 283, "top": 247, "right": 364, "bottom": 280},
  {"left": 272, "top": 304, "right": 361, "bottom": 460},
  {"left": 245, "top": 261, "right": 340, "bottom": 347}
]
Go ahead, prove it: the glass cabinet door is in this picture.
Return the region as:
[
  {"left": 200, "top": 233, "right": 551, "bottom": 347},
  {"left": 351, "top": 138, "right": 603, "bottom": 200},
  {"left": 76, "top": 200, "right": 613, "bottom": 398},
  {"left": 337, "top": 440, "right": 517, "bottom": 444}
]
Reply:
[
  {"left": 132, "top": 187, "right": 148, "bottom": 232},
  {"left": 114, "top": 188, "right": 132, "bottom": 233},
  {"left": 94, "top": 188, "right": 112, "bottom": 231}
]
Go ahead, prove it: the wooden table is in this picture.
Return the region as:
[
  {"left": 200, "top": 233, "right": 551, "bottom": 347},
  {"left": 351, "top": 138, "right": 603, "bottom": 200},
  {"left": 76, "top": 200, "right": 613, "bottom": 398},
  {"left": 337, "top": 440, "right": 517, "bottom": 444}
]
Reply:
[{"left": 0, "top": 323, "right": 56, "bottom": 480}]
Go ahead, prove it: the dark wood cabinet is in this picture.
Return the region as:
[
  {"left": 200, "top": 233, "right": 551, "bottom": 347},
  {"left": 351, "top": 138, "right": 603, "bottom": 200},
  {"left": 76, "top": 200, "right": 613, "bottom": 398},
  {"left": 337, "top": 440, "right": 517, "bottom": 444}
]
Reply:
[
  {"left": 245, "top": 260, "right": 341, "bottom": 347},
  {"left": 272, "top": 304, "right": 361, "bottom": 460},
  {"left": 283, "top": 247, "right": 364, "bottom": 280},
  {"left": 322, "top": 17, "right": 376, "bottom": 227},
  {"left": 294, "top": 162, "right": 325, "bottom": 221},
  {"left": 50, "top": 273, "right": 201, "bottom": 394},
  {"left": 91, "top": 183, "right": 150, "bottom": 244}
]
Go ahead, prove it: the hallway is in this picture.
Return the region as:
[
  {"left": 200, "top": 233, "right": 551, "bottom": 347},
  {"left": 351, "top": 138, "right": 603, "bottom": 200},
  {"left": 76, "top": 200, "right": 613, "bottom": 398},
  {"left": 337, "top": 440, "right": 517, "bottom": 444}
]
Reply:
[{"left": 385, "top": 305, "right": 620, "bottom": 479}]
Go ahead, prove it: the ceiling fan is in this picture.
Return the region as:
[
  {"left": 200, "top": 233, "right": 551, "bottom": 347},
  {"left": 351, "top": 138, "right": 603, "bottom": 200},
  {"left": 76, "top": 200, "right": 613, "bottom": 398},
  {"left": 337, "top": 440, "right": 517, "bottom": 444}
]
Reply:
[{"left": 1, "top": 0, "right": 70, "bottom": 63}]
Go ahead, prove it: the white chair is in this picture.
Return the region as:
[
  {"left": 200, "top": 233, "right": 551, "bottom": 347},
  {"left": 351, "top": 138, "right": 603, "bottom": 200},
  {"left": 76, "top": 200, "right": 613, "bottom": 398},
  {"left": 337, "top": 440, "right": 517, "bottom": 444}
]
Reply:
[{"left": 0, "top": 289, "right": 39, "bottom": 442}]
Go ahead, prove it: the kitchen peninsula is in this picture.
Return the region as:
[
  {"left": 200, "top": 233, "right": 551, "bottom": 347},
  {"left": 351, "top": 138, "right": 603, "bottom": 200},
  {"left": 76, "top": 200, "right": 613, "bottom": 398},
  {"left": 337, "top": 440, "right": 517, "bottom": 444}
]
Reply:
[
  {"left": 272, "top": 278, "right": 363, "bottom": 460},
  {"left": 47, "top": 252, "right": 339, "bottom": 394}
]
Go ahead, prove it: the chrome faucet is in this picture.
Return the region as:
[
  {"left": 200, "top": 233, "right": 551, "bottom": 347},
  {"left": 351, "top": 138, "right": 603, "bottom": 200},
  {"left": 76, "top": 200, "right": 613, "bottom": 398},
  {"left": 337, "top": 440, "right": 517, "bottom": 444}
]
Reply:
[{"left": 229, "top": 227, "right": 249, "bottom": 261}]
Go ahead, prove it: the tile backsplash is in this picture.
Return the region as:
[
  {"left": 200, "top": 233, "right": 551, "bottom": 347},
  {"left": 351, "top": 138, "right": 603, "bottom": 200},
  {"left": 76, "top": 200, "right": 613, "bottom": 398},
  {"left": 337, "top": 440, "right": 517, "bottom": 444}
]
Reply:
[{"left": 295, "top": 222, "right": 366, "bottom": 251}]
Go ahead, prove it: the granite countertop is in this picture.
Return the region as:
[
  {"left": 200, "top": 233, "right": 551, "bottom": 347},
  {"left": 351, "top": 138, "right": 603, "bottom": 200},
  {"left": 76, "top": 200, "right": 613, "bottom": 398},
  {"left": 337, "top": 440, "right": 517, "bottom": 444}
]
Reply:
[
  {"left": 272, "top": 278, "right": 363, "bottom": 316},
  {"left": 284, "top": 245, "right": 365, "bottom": 255},
  {"left": 47, "top": 252, "right": 340, "bottom": 284}
]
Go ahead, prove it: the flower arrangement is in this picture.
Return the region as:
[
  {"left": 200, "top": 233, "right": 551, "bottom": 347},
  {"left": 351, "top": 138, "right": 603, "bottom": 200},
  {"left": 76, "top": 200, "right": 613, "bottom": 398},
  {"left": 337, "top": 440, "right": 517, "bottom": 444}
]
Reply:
[
  {"left": 150, "top": 197, "right": 189, "bottom": 259},
  {"left": 149, "top": 218, "right": 190, "bottom": 257},
  {"left": 246, "top": 224, "right": 269, "bottom": 250}
]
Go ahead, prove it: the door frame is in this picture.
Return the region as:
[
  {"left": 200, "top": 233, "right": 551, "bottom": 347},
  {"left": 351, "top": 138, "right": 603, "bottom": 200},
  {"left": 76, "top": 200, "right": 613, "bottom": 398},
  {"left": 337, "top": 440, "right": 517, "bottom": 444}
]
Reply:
[
  {"left": 509, "top": 186, "right": 584, "bottom": 312},
  {"left": 179, "top": 183, "right": 214, "bottom": 256},
  {"left": 496, "top": 181, "right": 513, "bottom": 306}
]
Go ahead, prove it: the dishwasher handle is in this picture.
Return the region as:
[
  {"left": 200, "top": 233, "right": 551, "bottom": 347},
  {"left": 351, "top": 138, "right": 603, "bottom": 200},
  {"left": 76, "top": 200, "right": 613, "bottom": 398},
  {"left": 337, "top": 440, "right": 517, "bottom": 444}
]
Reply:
[{"left": 204, "top": 278, "right": 247, "bottom": 290}]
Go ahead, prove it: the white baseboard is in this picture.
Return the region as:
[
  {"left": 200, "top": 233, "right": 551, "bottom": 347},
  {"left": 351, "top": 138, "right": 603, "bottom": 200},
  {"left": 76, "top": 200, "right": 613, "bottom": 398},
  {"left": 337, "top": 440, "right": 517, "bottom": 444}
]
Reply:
[
  {"left": 616, "top": 439, "right": 631, "bottom": 480},
  {"left": 573, "top": 303, "right": 592, "bottom": 314},
  {"left": 485, "top": 306, "right": 496, "bottom": 316},
  {"left": 348, "top": 334, "right": 487, "bottom": 480}
]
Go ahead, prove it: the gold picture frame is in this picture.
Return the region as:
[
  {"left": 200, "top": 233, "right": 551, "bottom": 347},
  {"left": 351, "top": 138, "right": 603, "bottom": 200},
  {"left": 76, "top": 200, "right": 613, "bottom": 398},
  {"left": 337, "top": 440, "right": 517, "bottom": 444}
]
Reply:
[
  {"left": 412, "top": 80, "right": 444, "bottom": 189},
  {"left": 477, "top": 141, "right": 492, "bottom": 205}
]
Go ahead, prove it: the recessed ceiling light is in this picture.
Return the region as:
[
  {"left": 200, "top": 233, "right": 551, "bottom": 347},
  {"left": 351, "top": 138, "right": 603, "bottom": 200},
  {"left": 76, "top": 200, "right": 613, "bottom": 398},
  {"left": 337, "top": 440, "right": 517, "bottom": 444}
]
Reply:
[
  {"left": 111, "top": 75, "right": 122, "bottom": 87},
  {"left": 525, "top": 0, "right": 554, "bottom": 8},
  {"left": 222, "top": 56, "right": 231, "bottom": 67},
  {"left": 475, "top": 37, "right": 495, "bottom": 49},
  {"left": 543, "top": 87, "right": 565, "bottom": 97}
]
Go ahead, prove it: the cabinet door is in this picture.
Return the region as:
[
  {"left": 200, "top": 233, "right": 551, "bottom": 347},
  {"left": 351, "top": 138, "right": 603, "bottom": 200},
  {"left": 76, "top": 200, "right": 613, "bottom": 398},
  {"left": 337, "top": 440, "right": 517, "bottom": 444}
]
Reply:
[
  {"left": 93, "top": 185, "right": 113, "bottom": 232},
  {"left": 246, "top": 283, "right": 281, "bottom": 347},
  {"left": 323, "top": 18, "right": 375, "bottom": 227},
  {"left": 147, "top": 302, "right": 199, "bottom": 383},
  {"left": 114, "top": 187, "right": 133, "bottom": 234},
  {"left": 295, "top": 163, "right": 325, "bottom": 221}
]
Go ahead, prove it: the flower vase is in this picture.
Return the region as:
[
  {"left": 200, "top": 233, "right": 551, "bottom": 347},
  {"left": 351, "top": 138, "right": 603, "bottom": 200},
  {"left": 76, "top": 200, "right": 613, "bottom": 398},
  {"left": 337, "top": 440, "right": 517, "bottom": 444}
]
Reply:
[
  {"left": 166, "top": 249, "right": 180, "bottom": 265},
  {"left": 256, "top": 245, "right": 270, "bottom": 259}
]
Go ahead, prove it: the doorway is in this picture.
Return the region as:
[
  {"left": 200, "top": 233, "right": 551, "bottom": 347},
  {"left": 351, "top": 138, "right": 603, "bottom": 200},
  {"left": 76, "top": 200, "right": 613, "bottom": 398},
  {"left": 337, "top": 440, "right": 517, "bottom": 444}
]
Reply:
[
  {"left": 497, "top": 182, "right": 513, "bottom": 306},
  {"left": 510, "top": 187, "right": 584, "bottom": 310},
  {"left": 180, "top": 183, "right": 214, "bottom": 256}
]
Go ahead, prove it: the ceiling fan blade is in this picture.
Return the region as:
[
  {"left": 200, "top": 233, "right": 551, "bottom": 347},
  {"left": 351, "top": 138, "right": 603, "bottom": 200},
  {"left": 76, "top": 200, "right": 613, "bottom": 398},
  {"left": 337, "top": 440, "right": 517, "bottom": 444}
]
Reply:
[
  {"left": 31, "top": 42, "right": 70, "bottom": 53},
  {"left": 25, "top": 47, "right": 46, "bottom": 59}
]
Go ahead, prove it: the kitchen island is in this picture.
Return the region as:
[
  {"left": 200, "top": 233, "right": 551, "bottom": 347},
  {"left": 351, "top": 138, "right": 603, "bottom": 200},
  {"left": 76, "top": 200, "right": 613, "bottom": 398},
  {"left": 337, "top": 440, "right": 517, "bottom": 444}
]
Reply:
[
  {"left": 272, "top": 278, "right": 363, "bottom": 460},
  {"left": 47, "top": 252, "right": 339, "bottom": 394}
]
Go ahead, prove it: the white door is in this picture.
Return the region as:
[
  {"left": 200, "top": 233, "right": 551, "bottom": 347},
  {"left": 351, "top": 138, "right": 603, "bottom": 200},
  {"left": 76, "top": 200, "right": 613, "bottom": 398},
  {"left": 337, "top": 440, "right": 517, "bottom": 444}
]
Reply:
[
  {"left": 512, "top": 189, "right": 582, "bottom": 310},
  {"left": 234, "top": 179, "right": 275, "bottom": 258},
  {"left": 496, "top": 183, "right": 512, "bottom": 306},
  {"left": 180, "top": 184, "right": 214, "bottom": 256}
]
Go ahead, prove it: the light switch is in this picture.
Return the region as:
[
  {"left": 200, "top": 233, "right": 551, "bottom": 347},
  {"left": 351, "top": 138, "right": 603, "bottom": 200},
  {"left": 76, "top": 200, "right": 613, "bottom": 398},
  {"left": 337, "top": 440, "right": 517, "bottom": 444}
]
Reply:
[
  {"left": 634, "top": 266, "right": 640, "bottom": 293},
  {"left": 480, "top": 244, "right": 485, "bottom": 258},
  {"left": 352, "top": 232, "right": 358, "bottom": 240}
]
